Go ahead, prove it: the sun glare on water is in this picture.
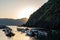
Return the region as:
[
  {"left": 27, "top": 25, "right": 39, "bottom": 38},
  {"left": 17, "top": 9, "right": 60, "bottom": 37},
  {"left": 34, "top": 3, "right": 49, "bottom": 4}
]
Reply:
[{"left": 17, "top": 7, "right": 36, "bottom": 19}]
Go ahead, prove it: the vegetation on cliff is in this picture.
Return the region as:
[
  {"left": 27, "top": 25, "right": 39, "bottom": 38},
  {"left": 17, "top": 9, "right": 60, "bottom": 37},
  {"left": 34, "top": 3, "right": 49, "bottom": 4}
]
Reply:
[{"left": 24, "top": 0, "right": 60, "bottom": 30}]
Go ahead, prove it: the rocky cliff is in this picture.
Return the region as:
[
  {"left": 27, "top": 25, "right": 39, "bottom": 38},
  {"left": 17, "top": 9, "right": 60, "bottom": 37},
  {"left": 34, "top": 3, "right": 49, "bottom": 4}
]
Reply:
[{"left": 24, "top": 0, "right": 60, "bottom": 30}]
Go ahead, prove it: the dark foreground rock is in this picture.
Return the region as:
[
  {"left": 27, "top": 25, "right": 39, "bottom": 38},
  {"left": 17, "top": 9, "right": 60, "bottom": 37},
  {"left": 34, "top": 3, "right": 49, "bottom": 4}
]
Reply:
[
  {"left": 3, "top": 28, "right": 15, "bottom": 38},
  {"left": 26, "top": 29, "right": 60, "bottom": 40},
  {"left": 0, "top": 25, "right": 15, "bottom": 38},
  {"left": 6, "top": 32, "right": 15, "bottom": 37}
]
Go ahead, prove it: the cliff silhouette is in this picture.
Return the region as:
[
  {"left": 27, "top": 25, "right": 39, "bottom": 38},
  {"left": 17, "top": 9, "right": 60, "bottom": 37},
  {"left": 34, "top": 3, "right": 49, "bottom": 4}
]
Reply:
[{"left": 24, "top": 0, "right": 60, "bottom": 30}]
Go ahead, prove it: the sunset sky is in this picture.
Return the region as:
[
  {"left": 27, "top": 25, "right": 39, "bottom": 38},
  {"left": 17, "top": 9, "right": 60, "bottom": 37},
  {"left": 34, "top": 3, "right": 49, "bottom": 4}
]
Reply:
[{"left": 0, "top": 0, "right": 48, "bottom": 19}]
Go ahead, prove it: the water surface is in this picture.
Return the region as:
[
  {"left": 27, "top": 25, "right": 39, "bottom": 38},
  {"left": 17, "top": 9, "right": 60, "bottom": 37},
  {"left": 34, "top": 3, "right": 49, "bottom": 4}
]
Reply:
[{"left": 0, "top": 26, "right": 35, "bottom": 40}]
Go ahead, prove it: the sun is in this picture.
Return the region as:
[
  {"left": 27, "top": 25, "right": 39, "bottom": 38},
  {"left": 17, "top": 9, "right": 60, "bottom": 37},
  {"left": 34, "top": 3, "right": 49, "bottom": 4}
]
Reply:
[{"left": 17, "top": 7, "right": 36, "bottom": 19}]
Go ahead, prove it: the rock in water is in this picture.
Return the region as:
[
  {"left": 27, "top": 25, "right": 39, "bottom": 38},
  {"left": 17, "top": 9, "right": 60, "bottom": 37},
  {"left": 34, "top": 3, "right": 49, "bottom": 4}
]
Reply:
[
  {"left": 6, "top": 32, "right": 15, "bottom": 38},
  {"left": 3, "top": 28, "right": 15, "bottom": 38},
  {"left": 24, "top": 0, "right": 60, "bottom": 30}
]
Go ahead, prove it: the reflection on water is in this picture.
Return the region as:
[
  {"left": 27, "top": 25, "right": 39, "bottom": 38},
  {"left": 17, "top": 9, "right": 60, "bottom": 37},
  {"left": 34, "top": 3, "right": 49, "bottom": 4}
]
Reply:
[
  {"left": 1, "top": 26, "right": 59, "bottom": 40},
  {"left": 0, "top": 26, "right": 35, "bottom": 40}
]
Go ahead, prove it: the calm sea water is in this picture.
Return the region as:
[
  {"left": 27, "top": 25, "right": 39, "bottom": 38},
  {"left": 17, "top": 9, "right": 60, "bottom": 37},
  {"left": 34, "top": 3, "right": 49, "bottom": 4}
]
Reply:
[{"left": 0, "top": 26, "right": 35, "bottom": 40}]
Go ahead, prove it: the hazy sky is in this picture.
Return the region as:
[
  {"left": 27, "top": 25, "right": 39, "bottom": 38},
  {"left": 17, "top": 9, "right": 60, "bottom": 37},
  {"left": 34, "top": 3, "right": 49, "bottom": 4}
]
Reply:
[{"left": 0, "top": 0, "right": 48, "bottom": 19}]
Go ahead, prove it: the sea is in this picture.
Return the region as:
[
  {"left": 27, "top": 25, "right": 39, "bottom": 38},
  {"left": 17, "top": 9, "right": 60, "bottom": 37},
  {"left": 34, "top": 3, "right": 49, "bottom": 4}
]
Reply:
[{"left": 0, "top": 26, "right": 36, "bottom": 40}]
